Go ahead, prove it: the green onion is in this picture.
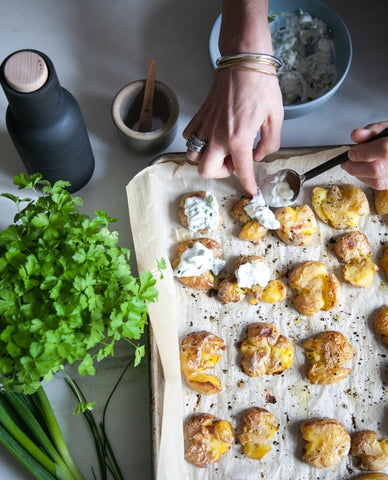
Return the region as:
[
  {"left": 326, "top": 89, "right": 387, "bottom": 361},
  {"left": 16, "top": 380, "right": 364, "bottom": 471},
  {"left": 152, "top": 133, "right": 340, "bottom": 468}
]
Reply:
[
  {"left": 0, "top": 424, "right": 56, "bottom": 479},
  {"left": 0, "top": 386, "right": 84, "bottom": 480}
]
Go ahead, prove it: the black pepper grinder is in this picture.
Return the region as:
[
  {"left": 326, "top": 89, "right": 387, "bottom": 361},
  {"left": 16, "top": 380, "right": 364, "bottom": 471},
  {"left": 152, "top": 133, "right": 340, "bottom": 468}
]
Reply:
[{"left": 0, "top": 49, "right": 94, "bottom": 192}]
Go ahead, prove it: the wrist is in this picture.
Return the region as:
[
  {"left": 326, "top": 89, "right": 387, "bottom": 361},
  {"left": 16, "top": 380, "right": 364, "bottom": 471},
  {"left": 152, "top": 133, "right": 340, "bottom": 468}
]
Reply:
[{"left": 219, "top": 0, "right": 273, "bottom": 55}]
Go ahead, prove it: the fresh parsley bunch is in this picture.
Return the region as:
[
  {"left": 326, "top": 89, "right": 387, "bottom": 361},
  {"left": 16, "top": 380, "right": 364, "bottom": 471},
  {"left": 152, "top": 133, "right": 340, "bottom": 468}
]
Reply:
[{"left": 0, "top": 173, "right": 160, "bottom": 394}]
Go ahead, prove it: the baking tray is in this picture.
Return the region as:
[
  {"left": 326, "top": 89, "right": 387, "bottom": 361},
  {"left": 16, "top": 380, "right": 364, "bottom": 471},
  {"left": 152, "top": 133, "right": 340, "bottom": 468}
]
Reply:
[
  {"left": 127, "top": 147, "right": 388, "bottom": 480},
  {"left": 148, "top": 147, "right": 328, "bottom": 477}
]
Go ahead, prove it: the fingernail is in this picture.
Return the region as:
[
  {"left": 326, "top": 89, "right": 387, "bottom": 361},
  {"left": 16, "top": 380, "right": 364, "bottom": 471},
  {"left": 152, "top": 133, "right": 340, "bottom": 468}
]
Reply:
[{"left": 347, "top": 148, "right": 357, "bottom": 161}]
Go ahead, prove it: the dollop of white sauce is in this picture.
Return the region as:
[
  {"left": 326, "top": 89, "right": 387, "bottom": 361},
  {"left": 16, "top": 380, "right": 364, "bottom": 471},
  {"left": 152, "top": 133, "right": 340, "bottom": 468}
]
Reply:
[
  {"left": 173, "top": 241, "right": 225, "bottom": 277},
  {"left": 243, "top": 193, "right": 280, "bottom": 229},
  {"left": 184, "top": 192, "right": 220, "bottom": 232},
  {"left": 268, "top": 180, "right": 295, "bottom": 207},
  {"left": 235, "top": 260, "right": 271, "bottom": 289}
]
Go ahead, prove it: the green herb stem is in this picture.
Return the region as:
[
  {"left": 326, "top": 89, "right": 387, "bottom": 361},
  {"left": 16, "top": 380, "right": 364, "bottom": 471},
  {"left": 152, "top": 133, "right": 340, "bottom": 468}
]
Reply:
[
  {"left": 34, "top": 386, "right": 85, "bottom": 480},
  {"left": 64, "top": 377, "right": 107, "bottom": 480},
  {"left": 3, "top": 390, "right": 67, "bottom": 465},
  {"left": 0, "top": 423, "right": 57, "bottom": 480},
  {"left": 101, "top": 428, "right": 124, "bottom": 480},
  {"left": 0, "top": 401, "right": 57, "bottom": 475}
]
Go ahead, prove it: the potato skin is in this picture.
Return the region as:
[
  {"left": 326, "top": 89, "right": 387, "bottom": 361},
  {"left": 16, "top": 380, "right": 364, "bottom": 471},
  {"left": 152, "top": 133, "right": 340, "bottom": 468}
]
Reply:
[
  {"left": 238, "top": 407, "right": 279, "bottom": 460},
  {"left": 300, "top": 417, "right": 350, "bottom": 468},
  {"left": 180, "top": 331, "right": 226, "bottom": 395},
  {"left": 274, "top": 204, "right": 317, "bottom": 246},
  {"left": 289, "top": 261, "right": 340, "bottom": 316},
  {"left": 231, "top": 197, "right": 252, "bottom": 224},
  {"left": 240, "top": 322, "right": 294, "bottom": 377},
  {"left": 312, "top": 184, "right": 369, "bottom": 229},
  {"left": 184, "top": 413, "right": 234, "bottom": 468},
  {"left": 172, "top": 238, "right": 223, "bottom": 290},
  {"left": 350, "top": 430, "right": 388, "bottom": 471},
  {"left": 333, "top": 231, "right": 372, "bottom": 264},
  {"left": 302, "top": 331, "right": 354, "bottom": 384},
  {"left": 375, "top": 190, "right": 388, "bottom": 216},
  {"left": 381, "top": 244, "right": 388, "bottom": 280},
  {"left": 373, "top": 306, "right": 388, "bottom": 345}
]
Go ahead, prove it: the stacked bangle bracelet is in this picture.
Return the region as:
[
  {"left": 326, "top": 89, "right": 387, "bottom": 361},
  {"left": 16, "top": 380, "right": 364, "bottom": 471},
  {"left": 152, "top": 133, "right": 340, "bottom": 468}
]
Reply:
[{"left": 216, "top": 53, "right": 282, "bottom": 77}]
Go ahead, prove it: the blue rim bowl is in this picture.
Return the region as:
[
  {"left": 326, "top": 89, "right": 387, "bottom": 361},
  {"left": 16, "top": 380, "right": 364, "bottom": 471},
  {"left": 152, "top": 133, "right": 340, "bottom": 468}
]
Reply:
[{"left": 209, "top": 0, "right": 353, "bottom": 119}]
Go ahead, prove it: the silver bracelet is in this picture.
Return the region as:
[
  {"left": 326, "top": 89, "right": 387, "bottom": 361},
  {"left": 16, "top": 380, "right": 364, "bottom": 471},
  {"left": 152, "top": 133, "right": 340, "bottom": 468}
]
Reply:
[
  {"left": 216, "top": 53, "right": 282, "bottom": 69},
  {"left": 216, "top": 64, "right": 278, "bottom": 77}
]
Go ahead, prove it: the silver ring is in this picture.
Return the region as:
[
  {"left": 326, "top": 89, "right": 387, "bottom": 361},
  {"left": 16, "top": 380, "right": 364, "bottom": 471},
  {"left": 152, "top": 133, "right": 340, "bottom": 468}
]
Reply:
[{"left": 186, "top": 133, "right": 208, "bottom": 153}]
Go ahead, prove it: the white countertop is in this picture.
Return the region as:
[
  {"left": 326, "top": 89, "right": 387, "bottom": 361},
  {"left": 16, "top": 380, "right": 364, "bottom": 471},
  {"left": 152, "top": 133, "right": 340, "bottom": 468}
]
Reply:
[{"left": 0, "top": 1, "right": 387, "bottom": 479}]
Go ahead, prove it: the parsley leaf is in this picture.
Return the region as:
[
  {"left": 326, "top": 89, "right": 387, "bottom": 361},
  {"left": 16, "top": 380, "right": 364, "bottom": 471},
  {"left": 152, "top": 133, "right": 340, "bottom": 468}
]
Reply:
[{"left": 0, "top": 173, "right": 160, "bottom": 394}]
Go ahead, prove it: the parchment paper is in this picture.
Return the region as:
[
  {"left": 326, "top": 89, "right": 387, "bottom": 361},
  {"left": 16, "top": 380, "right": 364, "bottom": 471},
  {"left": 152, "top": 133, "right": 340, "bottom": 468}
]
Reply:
[{"left": 126, "top": 148, "right": 388, "bottom": 480}]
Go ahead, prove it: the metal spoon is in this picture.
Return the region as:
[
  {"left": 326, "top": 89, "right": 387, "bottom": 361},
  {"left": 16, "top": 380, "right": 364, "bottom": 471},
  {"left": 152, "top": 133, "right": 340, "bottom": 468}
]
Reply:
[{"left": 259, "top": 128, "right": 388, "bottom": 207}]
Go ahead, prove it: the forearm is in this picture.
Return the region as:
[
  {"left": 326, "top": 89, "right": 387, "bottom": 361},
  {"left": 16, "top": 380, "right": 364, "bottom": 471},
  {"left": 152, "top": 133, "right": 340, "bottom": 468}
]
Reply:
[{"left": 219, "top": 0, "right": 273, "bottom": 55}]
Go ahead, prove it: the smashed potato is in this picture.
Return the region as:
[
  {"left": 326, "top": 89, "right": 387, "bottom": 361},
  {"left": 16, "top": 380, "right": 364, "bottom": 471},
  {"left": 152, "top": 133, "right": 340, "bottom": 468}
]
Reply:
[
  {"left": 375, "top": 190, "right": 388, "bottom": 216},
  {"left": 179, "top": 191, "right": 221, "bottom": 233},
  {"left": 261, "top": 279, "right": 287, "bottom": 303},
  {"left": 217, "top": 255, "right": 265, "bottom": 305},
  {"left": 184, "top": 413, "right": 234, "bottom": 467},
  {"left": 238, "top": 407, "right": 279, "bottom": 460},
  {"left": 300, "top": 417, "right": 350, "bottom": 468},
  {"left": 312, "top": 184, "right": 369, "bottom": 229},
  {"left": 231, "top": 197, "right": 267, "bottom": 243},
  {"left": 240, "top": 322, "right": 294, "bottom": 377},
  {"left": 217, "top": 256, "right": 284, "bottom": 305},
  {"left": 180, "top": 331, "right": 226, "bottom": 395},
  {"left": 172, "top": 238, "right": 224, "bottom": 290},
  {"left": 302, "top": 331, "right": 354, "bottom": 384},
  {"left": 343, "top": 258, "right": 379, "bottom": 288},
  {"left": 333, "top": 231, "right": 378, "bottom": 287},
  {"left": 373, "top": 306, "right": 388, "bottom": 345},
  {"left": 334, "top": 231, "right": 372, "bottom": 264},
  {"left": 274, "top": 204, "right": 317, "bottom": 246},
  {"left": 289, "top": 261, "right": 340, "bottom": 316},
  {"left": 351, "top": 430, "right": 388, "bottom": 471}
]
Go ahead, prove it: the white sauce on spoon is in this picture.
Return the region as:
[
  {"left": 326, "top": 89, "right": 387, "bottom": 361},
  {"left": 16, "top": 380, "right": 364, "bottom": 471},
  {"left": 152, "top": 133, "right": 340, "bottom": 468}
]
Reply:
[{"left": 267, "top": 180, "right": 295, "bottom": 207}]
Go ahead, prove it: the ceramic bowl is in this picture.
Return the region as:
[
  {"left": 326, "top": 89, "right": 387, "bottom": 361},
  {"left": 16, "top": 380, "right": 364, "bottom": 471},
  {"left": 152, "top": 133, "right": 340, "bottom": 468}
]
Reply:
[
  {"left": 111, "top": 80, "right": 179, "bottom": 154},
  {"left": 209, "top": 0, "right": 352, "bottom": 119}
]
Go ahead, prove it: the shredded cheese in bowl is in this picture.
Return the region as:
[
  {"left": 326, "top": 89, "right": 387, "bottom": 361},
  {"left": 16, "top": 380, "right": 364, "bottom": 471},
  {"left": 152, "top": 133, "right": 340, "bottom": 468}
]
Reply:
[{"left": 271, "top": 9, "right": 337, "bottom": 105}]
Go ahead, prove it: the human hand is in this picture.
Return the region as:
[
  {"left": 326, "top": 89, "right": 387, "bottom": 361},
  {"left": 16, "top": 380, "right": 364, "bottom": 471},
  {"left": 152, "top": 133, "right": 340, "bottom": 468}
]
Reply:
[
  {"left": 183, "top": 68, "right": 283, "bottom": 197},
  {"left": 342, "top": 121, "right": 388, "bottom": 190}
]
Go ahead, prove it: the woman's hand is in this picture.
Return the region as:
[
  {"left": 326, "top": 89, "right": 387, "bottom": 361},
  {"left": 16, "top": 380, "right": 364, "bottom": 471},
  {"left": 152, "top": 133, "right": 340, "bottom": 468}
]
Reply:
[
  {"left": 342, "top": 121, "right": 388, "bottom": 190},
  {"left": 183, "top": 68, "right": 283, "bottom": 197},
  {"left": 183, "top": 0, "right": 284, "bottom": 197}
]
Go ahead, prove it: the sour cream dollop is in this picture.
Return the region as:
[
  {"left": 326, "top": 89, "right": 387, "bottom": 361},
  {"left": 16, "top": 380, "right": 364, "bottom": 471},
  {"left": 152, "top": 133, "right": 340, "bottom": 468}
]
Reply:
[
  {"left": 173, "top": 241, "right": 225, "bottom": 277},
  {"left": 243, "top": 192, "right": 280, "bottom": 229},
  {"left": 235, "top": 260, "right": 271, "bottom": 289},
  {"left": 184, "top": 192, "right": 220, "bottom": 232}
]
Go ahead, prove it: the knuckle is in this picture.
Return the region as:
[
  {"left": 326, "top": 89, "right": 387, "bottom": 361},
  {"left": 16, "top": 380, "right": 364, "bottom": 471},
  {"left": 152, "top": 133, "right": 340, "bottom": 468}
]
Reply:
[{"left": 380, "top": 139, "right": 388, "bottom": 157}]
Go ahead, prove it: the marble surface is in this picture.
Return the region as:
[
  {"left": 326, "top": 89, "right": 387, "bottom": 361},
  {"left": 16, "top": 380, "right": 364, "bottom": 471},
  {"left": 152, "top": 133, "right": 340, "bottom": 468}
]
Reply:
[{"left": 0, "top": 0, "right": 387, "bottom": 478}]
